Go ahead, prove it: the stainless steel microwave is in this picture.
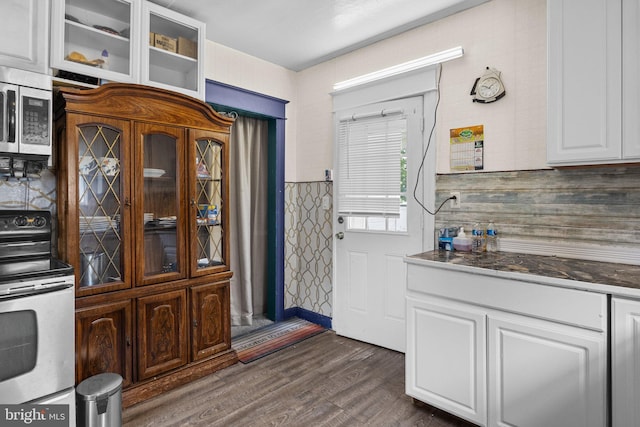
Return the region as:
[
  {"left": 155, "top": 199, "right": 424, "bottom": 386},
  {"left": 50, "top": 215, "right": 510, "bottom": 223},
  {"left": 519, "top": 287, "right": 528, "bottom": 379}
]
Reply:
[{"left": 0, "top": 66, "right": 52, "bottom": 157}]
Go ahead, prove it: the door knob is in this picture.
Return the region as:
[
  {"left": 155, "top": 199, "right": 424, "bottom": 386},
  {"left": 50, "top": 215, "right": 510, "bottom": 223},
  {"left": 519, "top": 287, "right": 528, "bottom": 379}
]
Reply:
[{"left": 335, "top": 232, "right": 344, "bottom": 240}]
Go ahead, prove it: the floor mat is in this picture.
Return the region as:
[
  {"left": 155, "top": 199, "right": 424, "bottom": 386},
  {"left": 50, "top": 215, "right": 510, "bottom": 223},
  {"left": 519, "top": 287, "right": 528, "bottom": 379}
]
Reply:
[{"left": 232, "top": 317, "right": 326, "bottom": 364}]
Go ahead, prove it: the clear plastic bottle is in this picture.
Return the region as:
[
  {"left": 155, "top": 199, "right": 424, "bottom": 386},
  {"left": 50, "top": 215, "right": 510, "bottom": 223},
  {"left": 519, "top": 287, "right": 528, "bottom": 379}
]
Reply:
[
  {"left": 100, "top": 49, "right": 109, "bottom": 69},
  {"left": 471, "top": 222, "right": 485, "bottom": 253},
  {"left": 486, "top": 221, "right": 498, "bottom": 252}
]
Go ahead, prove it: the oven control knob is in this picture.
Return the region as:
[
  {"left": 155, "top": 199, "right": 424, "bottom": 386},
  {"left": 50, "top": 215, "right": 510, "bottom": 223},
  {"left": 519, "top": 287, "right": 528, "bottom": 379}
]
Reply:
[
  {"left": 33, "top": 216, "right": 47, "bottom": 228},
  {"left": 14, "top": 216, "right": 28, "bottom": 227}
]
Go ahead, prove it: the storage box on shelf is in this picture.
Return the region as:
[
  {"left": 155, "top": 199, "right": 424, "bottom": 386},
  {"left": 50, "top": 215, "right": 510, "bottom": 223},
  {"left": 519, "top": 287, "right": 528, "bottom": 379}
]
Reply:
[{"left": 50, "top": 0, "right": 204, "bottom": 99}]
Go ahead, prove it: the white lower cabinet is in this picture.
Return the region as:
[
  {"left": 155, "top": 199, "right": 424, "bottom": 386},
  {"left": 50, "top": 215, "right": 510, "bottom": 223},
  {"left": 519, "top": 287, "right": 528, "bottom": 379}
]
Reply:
[
  {"left": 405, "top": 262, "right": 608, "bottom": 427},
  {"left": 488, "top": 314, "right": 606, "bottom": 427},
  {"left": 612, "top": 297, "right": 640, "bottom": 427},
  {"left": 406, "top": 297, "right": 486, "bottom": 425}
]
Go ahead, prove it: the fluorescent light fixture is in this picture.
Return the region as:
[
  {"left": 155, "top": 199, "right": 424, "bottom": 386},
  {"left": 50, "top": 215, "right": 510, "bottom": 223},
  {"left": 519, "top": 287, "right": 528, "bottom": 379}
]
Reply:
[{"left": 332, "top": 46, "right": 464, "bottom": 92}]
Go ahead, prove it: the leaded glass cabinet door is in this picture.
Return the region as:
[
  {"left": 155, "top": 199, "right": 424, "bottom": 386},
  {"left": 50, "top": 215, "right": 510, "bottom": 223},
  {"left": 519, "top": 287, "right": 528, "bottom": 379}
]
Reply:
[
  {"left": 189, "top": 129, "right": 229, "bottom": 277},
  {"left": 135, "top": 123, "right": 186, "bottom": 285},
  {"left": 73, "top": 116, "right": 131, "bottom": 295}
]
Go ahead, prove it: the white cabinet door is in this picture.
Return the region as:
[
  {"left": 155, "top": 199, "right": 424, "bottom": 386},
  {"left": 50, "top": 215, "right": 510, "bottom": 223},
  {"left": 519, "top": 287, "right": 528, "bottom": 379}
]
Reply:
[
  {"left": 140, "top": 2, "right": 204, "bottom": 100},
  {"left": 623, "top": 0, "right": 640, "bottom": 159},
  {"left": 488, "top": 314, "right": 606, "bottom": 427},
  {"left": 547, "top": 0, "right": 622, "bottom": 165},
  {"left": 0, "top": 0, "right": 49, "bottom": 74},
  {"left": 406, "top": 296, "right": 487, "bottom": 426},
  {"left": 50, "top": 0, "right": 139, "bottom": 83},
  {"left": 612, "top": 297, "right": 640, "bottom": 427}
]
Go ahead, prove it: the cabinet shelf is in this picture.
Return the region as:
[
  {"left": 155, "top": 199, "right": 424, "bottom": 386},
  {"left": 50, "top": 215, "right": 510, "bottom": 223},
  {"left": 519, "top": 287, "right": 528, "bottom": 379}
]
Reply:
[
  {"left": 144, "top": 175, "right": 173, "bottom": 180},
  {"left": 66, "top": 19, "right": 130, "bottom": 43},
  {"left": 64, "top": 20, "right": 131, "bottom": 74},
  {"left": 144, "top": 224, "right": 177, "bottom": 231},
  {"left": 153, "top": 47, "right": 195, "bottom": 65},
  {"left": 196, "top": 220, "right": 220, "bottom": 227}
]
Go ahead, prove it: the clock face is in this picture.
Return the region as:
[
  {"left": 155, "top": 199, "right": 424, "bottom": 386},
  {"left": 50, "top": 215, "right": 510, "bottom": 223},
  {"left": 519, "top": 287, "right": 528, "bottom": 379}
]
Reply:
[{"left": 478, "top": 77, "right": 501, "bottom": 98}]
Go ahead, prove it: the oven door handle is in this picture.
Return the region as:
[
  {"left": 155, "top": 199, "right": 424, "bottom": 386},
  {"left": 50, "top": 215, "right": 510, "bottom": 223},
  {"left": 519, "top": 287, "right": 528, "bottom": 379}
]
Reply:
[
  {"left": 4, "top": 242, "right": 41, "bottom": 247},
  {"left": 2, "top": 280, "right": 72, "bottom": 298}
]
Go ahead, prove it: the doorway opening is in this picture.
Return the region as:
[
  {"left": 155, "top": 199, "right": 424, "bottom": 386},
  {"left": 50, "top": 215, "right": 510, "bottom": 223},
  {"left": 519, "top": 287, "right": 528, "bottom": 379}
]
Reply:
[
  {"left": 227, "top": 115, "right": 272, "bottom": 337},
  {"left": 206, "top": 79, "right": 289, "bottom": 339}
]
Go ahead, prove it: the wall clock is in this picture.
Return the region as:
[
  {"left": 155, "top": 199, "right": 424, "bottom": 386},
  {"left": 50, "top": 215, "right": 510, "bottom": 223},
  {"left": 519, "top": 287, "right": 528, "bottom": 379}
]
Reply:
[{"left": 470, "top": 67, "right": 506, "bottom": 103}]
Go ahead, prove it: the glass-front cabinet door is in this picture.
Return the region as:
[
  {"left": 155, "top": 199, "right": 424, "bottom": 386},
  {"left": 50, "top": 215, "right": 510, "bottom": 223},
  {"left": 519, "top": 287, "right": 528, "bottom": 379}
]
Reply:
[
  {"left": 135, "top": 123, "right": 186, "bottom": 285},
  {"left": 189, "top": 130, "right": 229, "bottom": 277},
  {"left": 51, "top": 0, "right": 138, "bottom": 83},
  {"left": 73, "top": 115, "right": 131, "bottom": 296}
]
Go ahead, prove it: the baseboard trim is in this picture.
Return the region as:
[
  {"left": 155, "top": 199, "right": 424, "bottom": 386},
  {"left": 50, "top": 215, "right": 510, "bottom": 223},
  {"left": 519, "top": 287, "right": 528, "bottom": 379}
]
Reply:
[
  {"left": 284, "top": 307, "right": 332, "bottom": 329},
  {"left": 499, "top": 238, "right": 640, "bottom": 266}
]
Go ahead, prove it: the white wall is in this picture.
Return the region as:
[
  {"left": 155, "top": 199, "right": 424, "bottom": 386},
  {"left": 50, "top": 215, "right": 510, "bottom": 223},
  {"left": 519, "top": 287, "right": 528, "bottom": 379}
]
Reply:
[
  {"left": 204, "top": 0, "right": 546, "bottom": 182},
  {"left": 203, "top": 41, "right": 299, "bottom": 181},
  {"left": 296, "top": 0, "right": 547, "bottom": 181}
]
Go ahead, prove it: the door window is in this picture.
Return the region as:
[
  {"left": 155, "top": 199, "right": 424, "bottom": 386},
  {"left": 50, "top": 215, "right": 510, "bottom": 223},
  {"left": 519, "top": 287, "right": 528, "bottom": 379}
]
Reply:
[{"left": 337, "top": 112, "right": 408, "bottom": 233}]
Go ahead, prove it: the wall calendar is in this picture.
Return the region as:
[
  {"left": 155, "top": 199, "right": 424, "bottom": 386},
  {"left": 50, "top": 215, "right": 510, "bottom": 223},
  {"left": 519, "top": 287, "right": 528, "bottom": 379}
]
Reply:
[{"left": 450, "top": 125, "right": 484, "bottom": 171}]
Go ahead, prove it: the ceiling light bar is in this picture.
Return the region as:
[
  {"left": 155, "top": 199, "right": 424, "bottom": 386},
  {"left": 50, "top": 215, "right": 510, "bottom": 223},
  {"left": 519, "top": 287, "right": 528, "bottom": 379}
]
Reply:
[{"left": 332, "top": 46, "right": 464, "bottom": 92}]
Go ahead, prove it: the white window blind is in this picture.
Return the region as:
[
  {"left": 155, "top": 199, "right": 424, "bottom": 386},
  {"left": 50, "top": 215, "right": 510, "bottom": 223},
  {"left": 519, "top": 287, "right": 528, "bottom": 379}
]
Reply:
[{"left": 337, "top": 111, "right": 406, "bottom": 217}]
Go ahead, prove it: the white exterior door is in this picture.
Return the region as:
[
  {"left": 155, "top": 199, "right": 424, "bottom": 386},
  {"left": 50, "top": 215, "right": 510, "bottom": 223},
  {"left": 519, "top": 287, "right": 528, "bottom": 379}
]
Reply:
[{"left": 333, "top": 96, "right": 425, "bottom": 352}]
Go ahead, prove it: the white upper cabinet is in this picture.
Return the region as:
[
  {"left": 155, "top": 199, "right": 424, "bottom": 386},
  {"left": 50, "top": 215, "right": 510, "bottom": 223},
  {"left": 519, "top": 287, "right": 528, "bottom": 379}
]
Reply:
[
  {"left": 50, "top": 0, "right": 204, "bottom": 99},
  {"left": 0, "top": 0, "right": 50, "bottom": 74},
  {"left": 50, "top": 0, "right": 139, "bottom": 83},
  {"left": 547, "top": 0, "right": 623, "bottom": 165},
  {"left": 623, "top": 0, "right": 640, "bottom": 158},
  {"left": 141, "top": 2, "right": 204, "bottom": 100}
]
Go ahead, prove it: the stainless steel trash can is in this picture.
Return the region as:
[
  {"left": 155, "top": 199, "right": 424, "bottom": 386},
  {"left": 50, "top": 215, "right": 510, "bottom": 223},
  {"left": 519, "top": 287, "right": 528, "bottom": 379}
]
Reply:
[{"left": 76, "top": 373, "right": 123, "bottom": 427}]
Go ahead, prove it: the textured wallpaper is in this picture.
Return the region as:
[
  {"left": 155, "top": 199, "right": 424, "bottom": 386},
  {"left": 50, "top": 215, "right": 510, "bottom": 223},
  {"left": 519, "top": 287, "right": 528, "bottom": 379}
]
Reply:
[{"left": 284, "top": 181, "right": 333, "bottom": 317}]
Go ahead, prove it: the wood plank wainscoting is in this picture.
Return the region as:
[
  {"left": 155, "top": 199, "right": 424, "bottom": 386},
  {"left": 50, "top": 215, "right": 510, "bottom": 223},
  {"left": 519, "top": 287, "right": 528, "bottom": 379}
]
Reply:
[{"left": 123, "top": 331, "right": 474, "bottom": 426}]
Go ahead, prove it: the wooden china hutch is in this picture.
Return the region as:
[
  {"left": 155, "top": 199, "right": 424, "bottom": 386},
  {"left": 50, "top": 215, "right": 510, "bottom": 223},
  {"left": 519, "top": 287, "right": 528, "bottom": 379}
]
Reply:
[{"left": 54, "top": 83, "right": 237, "bottom": 407}]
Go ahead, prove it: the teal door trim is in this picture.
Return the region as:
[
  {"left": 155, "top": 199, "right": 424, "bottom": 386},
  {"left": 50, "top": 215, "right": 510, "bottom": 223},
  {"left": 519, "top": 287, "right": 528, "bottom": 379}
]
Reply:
[{"left": 205, "top": 80, "right": 288, "bottom": 321}]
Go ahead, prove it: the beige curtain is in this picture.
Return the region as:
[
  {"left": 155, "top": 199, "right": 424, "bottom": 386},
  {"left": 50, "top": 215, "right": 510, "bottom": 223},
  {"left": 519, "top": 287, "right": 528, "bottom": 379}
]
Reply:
[{"left": 229, "top": 116, "right": 268, "bottom": 326}]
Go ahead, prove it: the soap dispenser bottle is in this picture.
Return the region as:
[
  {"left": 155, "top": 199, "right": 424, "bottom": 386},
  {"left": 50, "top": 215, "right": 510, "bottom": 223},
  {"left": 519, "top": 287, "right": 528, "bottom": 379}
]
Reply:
[{"left": 453, "top": 227, "right": 472, "bottom": 252}]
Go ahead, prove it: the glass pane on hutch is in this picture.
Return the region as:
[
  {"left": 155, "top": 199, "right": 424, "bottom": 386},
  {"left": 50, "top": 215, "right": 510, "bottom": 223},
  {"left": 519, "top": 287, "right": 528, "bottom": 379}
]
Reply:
[
  {"left": 143, "top": 133, "right": 179, "bottom": 276},
  {"left": 78, "top": 124, "right": 123, "bottom": 287},
  {"left": 194, "top": 137, "right": 224, "bottom": 271}
]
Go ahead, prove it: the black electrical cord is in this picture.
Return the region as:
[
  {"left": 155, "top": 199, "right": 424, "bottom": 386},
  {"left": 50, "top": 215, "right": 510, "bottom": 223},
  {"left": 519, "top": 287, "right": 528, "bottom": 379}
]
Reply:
[{"left": 413, "top": 63, "right": 449, "bottom": 216}]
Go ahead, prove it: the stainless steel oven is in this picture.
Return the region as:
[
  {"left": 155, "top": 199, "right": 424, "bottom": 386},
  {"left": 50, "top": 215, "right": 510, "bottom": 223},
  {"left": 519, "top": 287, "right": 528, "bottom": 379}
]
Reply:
[
  {"left": 0, "top": 210, "right": 75, "bottom": 424},
  {"left": 0, "top": 66, "right": 52, "bottom": 157}
]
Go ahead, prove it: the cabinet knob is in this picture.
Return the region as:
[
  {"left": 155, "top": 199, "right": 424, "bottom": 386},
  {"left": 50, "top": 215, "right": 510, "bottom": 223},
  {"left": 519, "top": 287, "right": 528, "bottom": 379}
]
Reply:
[
  {"left": 124, "top": 197, "right": 131, "bottom": 207},
  {"left": 193, "top": 319, "right": 198, "bottom": 328}
]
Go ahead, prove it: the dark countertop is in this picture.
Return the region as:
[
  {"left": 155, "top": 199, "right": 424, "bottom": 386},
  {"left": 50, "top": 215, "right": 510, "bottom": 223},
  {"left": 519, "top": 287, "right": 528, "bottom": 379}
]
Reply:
[{"left": 405, "top": 250, "right": 640, "bottom": 297}]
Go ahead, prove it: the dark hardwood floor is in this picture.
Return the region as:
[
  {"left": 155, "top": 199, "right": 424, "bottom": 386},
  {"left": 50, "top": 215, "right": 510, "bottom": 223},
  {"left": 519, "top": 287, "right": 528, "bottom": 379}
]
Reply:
[{"left": 123, "top": 331, "right": 475, "bottom": 426}]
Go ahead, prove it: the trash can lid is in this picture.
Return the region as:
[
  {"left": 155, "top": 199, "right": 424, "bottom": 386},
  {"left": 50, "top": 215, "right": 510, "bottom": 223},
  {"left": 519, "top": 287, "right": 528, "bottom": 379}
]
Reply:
[{"left": 76, "top": 373, "right": 123, "bottom": 402}]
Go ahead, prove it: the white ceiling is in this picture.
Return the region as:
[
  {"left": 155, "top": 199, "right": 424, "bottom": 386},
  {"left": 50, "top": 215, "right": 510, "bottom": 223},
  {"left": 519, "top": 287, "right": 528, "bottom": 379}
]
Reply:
[{"left": 148, "top": 0, "right": 489, "bottom": 71}]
